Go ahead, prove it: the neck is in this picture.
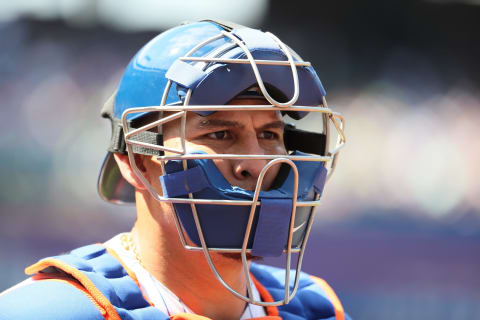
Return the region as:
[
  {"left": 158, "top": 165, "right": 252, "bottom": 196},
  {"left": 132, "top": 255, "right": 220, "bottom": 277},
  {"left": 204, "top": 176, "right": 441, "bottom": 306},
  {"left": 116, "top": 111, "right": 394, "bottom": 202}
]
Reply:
[{"left": 132, "top": 191, "right": 248, "bottom": 320}]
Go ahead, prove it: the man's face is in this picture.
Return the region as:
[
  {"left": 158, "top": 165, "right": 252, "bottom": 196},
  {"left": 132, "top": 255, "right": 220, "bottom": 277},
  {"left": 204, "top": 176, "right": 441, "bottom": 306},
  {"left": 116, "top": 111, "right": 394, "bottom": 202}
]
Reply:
[
  {"left": 139, "top": 99, "right": 288, "bottom": 261},
  {"left": 159, "top": 98, "right": 287, "bottom": 191}
]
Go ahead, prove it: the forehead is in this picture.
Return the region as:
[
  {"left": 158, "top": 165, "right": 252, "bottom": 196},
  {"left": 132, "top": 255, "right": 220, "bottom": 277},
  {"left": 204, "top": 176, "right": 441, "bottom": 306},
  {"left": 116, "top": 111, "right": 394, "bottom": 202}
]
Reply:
[
  {"left": 187, "top": 109, "right": 282, "bottom": 125},
  {"left": 188, "top": 97, "right": 282, "bottom": 125}
]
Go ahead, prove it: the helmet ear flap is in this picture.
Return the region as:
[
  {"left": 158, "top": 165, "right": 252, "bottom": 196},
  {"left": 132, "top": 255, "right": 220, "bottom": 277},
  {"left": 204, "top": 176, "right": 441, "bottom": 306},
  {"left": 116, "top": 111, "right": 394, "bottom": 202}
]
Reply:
[
  {"left": 100, "top": 90, "right": 117, "bottom": 121},
  {"left": 100, "top": 90, "right": 130, "bottom": 156}
]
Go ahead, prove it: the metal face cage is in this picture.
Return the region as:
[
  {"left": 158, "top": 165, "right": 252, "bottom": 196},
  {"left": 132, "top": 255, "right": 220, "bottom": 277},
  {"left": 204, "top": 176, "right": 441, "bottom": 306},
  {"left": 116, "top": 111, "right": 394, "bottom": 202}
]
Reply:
[{"left": 120, "top": 27, "right": 346, "bottom": 306}]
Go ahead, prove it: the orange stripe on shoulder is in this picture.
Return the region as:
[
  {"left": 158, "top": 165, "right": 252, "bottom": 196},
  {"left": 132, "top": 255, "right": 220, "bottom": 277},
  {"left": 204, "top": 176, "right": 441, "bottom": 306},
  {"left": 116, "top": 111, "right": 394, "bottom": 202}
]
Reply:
[
  {"left": 169, "top": 313, "right": 280, "bottom": 320},
  {"left": 250, "top": 274, "right": 280, "bottom": 317},
  {"left": 170, "top": 313, "right": 212, "bottom": 320},
  {"left": 311, "top": 276, "right": 345, "bottom": 320},
  {"left": 26, "top": 258, "right": 121, "bottom": 320}
]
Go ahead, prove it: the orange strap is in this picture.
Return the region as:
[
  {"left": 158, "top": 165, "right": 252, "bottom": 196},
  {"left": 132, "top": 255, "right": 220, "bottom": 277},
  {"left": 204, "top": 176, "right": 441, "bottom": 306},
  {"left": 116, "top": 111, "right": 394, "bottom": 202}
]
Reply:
[
  {"left": 26, "top": 258, "right": 122, "bottom": 320},
  {"left": 170, "top": 314, "right": 212, "bottom": 320},
  {"left": 170, "top": 313, "right": 281, "bottom": 320},
  {"left": 250, "top": 274, "right": 281, "bottom": 318},
  {"left": 311, "top": 276, "right": 345, "bottom": 320}
]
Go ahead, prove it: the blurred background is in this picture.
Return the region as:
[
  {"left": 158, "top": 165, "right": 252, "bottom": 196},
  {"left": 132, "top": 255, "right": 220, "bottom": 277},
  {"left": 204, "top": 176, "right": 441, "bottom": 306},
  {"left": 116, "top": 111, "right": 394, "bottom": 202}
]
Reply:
[{"left": 1, "top": 0, "right": 479, "bottom": 319}]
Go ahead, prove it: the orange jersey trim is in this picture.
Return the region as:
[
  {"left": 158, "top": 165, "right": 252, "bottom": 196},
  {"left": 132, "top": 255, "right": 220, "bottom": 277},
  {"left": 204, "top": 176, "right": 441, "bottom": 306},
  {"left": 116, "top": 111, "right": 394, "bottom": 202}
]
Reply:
[
  {"left": 311, "top": 276, "right": 345, "bottom": 320},
  {"left": 170, "top": 313, "right": 212, "bottom": 320},
  {"left": 26, "top": 258, "right": 121, "bottom": 320},
  {"left": 250, "top": 274, "right": 281, "bottom": 318},
  {"left": 170, "top": 313, "right": 281, "bottom": 320}
]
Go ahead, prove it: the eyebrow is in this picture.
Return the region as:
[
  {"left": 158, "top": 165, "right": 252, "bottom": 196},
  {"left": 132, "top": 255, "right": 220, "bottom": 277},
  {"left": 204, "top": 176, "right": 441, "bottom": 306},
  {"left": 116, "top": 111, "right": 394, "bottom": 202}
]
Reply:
[
  {"left": 198, "top": 119, "right": 244, "bottom": 129},
  {"left": 197, "top": 119, "right": 285, "bottom": 131},
  {"left": 261, "top": 120, "right": 285, "bottom": 131}
]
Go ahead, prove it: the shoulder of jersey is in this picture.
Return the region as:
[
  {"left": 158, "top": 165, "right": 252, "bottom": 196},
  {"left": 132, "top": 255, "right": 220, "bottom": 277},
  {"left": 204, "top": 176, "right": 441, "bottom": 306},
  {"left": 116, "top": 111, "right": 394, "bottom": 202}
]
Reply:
[
  {"left": 0, "top": 247, "right": 352, "bottom": 320},
  {"left": 0, "top": 277, "right": 107, "bottom": 320},
  {"left": 0, "top": 244, "right": 169, "bottom": 320}
]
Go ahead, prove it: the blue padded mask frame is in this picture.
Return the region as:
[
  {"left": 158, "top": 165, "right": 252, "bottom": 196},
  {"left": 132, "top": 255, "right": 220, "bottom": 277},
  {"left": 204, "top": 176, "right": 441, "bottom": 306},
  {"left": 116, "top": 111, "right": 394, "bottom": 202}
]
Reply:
[
  {"left": 159, "top": 151, "right": 327, "bottom": 257},
  {"left": 165, "top": 26, "right": 326, "bottom": 120}
]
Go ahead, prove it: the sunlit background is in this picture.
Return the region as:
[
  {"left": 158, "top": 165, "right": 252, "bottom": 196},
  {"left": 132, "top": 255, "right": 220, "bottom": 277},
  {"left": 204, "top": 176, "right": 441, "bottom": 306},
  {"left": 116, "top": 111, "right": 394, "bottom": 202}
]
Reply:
[{"left": 1, "top": 1, "right": 479, "bottom": 319}]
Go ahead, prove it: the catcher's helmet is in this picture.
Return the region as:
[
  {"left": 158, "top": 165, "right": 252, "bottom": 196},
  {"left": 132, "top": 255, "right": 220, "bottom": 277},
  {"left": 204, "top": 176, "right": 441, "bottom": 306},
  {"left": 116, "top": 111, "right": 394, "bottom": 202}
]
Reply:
[{"left": 98, "top": 20, "right": 345, "bottom": 306}]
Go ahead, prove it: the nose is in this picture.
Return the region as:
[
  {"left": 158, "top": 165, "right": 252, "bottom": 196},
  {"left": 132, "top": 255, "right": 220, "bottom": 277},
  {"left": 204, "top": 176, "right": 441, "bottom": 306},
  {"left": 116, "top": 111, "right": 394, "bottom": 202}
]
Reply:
[{"left": 232, "top": 133, "right": 269, "bottom": 189}]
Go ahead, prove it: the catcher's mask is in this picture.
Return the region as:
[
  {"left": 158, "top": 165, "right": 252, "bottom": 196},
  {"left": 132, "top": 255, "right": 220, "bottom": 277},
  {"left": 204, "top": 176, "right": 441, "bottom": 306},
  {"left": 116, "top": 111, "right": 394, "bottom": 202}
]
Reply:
[{"left": 98, "top": 20, "right": 346, "bottom": 306}]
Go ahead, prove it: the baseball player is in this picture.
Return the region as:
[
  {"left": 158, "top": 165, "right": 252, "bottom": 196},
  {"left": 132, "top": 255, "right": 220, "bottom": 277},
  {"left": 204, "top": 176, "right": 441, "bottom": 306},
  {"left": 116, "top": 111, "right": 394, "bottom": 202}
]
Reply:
[{"left": 0, "top": 20, "right": 348, "bottom": 319}]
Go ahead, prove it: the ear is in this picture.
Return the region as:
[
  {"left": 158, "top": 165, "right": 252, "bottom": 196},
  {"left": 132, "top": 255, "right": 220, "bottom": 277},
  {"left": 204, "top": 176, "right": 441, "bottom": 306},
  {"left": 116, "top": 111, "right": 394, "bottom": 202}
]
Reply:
[{"left": 113, "top": 153, "right": 147, "bottom": 190}]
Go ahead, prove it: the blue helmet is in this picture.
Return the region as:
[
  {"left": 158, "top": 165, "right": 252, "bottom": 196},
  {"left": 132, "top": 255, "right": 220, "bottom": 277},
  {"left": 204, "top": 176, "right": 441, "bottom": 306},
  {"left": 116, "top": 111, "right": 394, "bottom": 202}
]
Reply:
[{"left": 98, "top": 20, "right": 345, "bottom": 306}]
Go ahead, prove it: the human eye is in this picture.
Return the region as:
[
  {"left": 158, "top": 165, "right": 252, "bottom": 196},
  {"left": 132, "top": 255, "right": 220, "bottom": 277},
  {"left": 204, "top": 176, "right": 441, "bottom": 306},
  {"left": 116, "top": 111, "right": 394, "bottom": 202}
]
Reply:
[
  {"left": 258, "top": 131, "right": 279, "bottom": 140},
  {"left": 206, "top": 130, "right": 232, "bottom": 140}
]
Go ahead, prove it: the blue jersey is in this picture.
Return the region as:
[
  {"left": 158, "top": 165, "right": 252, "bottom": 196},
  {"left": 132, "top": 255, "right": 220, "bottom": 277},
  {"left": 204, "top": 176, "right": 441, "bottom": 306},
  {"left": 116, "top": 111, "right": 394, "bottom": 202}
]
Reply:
[{"left": 0, "top": 244, "right": 350, "bottom": 320}]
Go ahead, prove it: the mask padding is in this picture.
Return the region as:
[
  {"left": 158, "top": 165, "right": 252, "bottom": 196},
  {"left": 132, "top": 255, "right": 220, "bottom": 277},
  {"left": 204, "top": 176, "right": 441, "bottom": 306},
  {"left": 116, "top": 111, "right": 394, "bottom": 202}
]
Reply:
[
  {"left": 284, "top": 124, "right": 327, "bottom": 156},
  {"left": 269, "top": 163, "right": 291, "bottom": 190},
  {"left": 251, "top": 198, "right": 293, "bottom": 257}
]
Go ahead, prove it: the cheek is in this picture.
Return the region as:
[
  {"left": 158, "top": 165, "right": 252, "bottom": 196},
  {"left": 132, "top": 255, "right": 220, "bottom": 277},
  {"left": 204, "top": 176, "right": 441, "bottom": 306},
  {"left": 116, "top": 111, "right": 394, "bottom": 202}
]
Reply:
[
  {"left": 170, "top": 139, "right": 217, "bottom": 155},
  {"left": 163, "top": 137, "right": 206, "bottom": 155},
  {"left": 163, "top": 139, "right": 235, "bottom": 184},
  {"left": 161, "top": 134, "right": 225, "bottom": 161},
  {"left": 276, "top": 144, "right": 288, "bottom": 155},
  {"left": 143, "top": 158, "right": 167, "bottom": 194},
  {"left": 212, "top": 159, "right": 233, "bottom": 180},
  {"left": 164, "top": 137, "right": 235, "bottom": 180},
  {"left": 262, "top": 143, "right": 288, "bottom": 156},
  {"left": 163, "top": 136, "right": 181, "bottom": 153}
]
